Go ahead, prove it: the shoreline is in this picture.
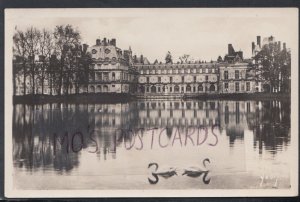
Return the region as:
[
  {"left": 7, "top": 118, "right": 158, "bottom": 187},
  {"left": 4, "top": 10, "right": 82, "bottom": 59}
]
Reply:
[{"left": 13, "top": 92, "right": 291, "bottom": 104}]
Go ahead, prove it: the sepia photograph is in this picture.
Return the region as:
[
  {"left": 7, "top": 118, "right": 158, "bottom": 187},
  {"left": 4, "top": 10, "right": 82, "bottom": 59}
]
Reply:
[{"left": 4, "top": 8, "right": 298, "bottom": 197}]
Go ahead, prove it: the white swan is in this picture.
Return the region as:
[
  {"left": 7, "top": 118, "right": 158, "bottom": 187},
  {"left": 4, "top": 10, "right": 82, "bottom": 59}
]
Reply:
[{"left": 182, "top": 158, "right": 210, "bottom": 177}]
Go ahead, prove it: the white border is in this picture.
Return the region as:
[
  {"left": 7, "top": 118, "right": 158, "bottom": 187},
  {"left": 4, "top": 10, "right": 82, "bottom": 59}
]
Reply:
[{"left": 4, "top": 8, "right": 299, "bottom": 198}]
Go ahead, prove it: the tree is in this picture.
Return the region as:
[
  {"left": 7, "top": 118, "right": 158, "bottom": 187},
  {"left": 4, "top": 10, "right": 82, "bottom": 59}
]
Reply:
[
  {"left": 179, "top": 54, "right": 190, "bottom": 63},
  {"left": 37, "top": 29, "right": 54, "bottom": 95},
  {"left": 217, "top": 56, "right": 223, "bottom": 62},
  {"left": 24, "top": 27, "right": 40, "bottom": 95},
  {"left": 13, "top": 29, "right": 28, "bottom": 95},
  {"left": 165, "top": 51, "right": 173, "bottom": 64},
  {"left": 76, "top": 47, "right": 92, "bottom": 94},
  {"left": 255, "top": 43, "right": 291, "bottom": 93},
  {"left": 53, "top": 25, "right": 81, "bottom": 95}
]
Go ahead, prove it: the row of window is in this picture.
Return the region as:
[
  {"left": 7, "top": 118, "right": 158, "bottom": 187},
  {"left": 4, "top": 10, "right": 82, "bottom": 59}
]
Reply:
[
  {"left": 140, "top": 68, "right": 217, "bottom": 75},
  {"left": 145, "top": 76, "right": 211, "bottom": 83},
  {"left": 224, "top": 82, "right": 251, "bottom": 92},
  {"left": 224, "top": 70, "right": 243, "bottom": 80},
  {"left": 140, "top": 84, "right": 216, "bottom": 93},
  {"left": 91, "top": 72, "right": 132, "bottom": 81}
]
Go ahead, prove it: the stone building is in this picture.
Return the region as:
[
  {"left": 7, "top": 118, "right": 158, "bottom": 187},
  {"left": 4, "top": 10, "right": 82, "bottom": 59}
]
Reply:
[
  {"left": 13, "top": 37, "right": 260, "bottom": 97},
  {"left": 85, "top": 38, "right": 138, "bottom": 94},
  {"left": 135, "top": 62, "right": 219, "bottom": 98},
  {"left": 219, "top": 62, "right": 256, "bottom": 94}
]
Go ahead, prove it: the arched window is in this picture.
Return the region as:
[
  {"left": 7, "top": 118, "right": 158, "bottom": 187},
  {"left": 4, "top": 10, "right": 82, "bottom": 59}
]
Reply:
[
  {"left": 96, "top": 85, "right": 101, "bottom": 93},
  {"left": 210, "top": 84, "right": 215, "bottom": 92},
  {"left": 139, "top": 86, "right": 145, "bottom": 93},
  {"left": 198, "top": 84, "right": 203, "bottom": 92},
  {"left": 90, "top": 86, "right": 95, "bottom": 93},
  {"left": 174, "top": 85, "right": 180, "bottom": 92},
  {"left": 103, "top": 85, "right": 108, "bottom": 92},
  {"left": 151, "top": 86, "right": 156, "bottom": 93},
  {"left": 186, "top": 84, "right": 191, "bottom": 92}
]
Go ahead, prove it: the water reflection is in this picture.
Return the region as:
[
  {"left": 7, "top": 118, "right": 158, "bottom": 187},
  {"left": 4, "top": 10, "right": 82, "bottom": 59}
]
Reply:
[{"left": 12, "top": 99, "right": 291, "bottom": 188}]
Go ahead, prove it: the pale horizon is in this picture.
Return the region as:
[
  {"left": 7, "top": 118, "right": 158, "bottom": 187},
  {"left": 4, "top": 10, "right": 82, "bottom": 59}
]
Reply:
[{"left": 9, "top": 8, "right": 297, "bottom": 63}]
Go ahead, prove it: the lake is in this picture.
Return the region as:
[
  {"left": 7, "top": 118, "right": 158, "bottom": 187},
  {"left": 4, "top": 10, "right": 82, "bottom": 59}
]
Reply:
[{"left": 12, "top": 99, "right": 291, "bottom": 189}]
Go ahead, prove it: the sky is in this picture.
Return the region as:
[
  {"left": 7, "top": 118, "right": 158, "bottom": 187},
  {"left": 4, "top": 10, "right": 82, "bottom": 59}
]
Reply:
[{"left": 7, "top": 8, "right": 298, "bottom": 63}]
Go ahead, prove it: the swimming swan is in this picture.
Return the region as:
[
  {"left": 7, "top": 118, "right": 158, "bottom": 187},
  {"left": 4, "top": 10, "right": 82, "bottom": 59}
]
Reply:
[
  {"left": 148, "top": 163, "right": 178, "bottom": 184},
  {"left": 182, "top": 158, "right": 211, "bottom": 184}
]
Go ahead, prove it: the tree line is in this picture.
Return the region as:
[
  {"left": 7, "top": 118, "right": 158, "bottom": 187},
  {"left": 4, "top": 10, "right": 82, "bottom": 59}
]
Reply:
[
  {"left": 253, "top": 43, "right": 291, "bottom": 93},
  {"left": 13, "top": 25, "right": 92, "bottom": 96}
]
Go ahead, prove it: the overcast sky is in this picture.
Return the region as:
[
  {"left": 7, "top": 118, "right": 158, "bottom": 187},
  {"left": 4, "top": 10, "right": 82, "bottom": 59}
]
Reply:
[{"left": 7, "top": 8, "right": 298, "bottom": 63}]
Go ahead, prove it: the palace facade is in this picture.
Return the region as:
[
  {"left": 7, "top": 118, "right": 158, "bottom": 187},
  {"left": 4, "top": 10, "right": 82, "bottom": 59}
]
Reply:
[{"left": 14, "top": 36, "right": 289, "bottom": 97}]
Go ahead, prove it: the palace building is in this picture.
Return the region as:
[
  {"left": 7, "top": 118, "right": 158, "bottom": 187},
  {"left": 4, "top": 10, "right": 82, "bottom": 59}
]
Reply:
[{"left": 15, "top": 36, "right": 288, "bottom": 97}]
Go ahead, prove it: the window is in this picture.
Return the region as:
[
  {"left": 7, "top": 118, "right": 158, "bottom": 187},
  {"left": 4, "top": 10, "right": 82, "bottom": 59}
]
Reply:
[
  {"left": 225, "top": 82, "right": 228, "bottom": 89},
  {"left": 198, "top": 84, "right": 203, "bottom": 91},
  {"left": 158, "top": 87, "right": 161, "bottom": 92},
  {"left": 224, "top": 71, "right": 228, "bottom": 80},
  {"left": 235, "top": 70, "right": 239, "bottom": 79},
  {"left": 112, "top": 72, "right": 115, "bottom": 81},
  {"left": 146, "top": 77, "right": 149, "bottom": 83},
  {"left": 186, "top": 85, "right": 191, "bottom": 92},
  {"left": 246, "top": 82, "right": 250, "bottom": 91},
  {"left": 158, "top": 77, "right": 161, "bottom": 82},
  {"left": 170, "top": 77, "right": 173, "bottom": 83},
  {"left": 205, "top": 75, "right": 208, "bottom": 81},
  {"left": 103, "top": 72, "right": 109, "bottom": 81},
  {"left": 182, "top": 76, "right": 184, "bottom": 82},
  {"left": 205, "top": 68, "right": 208, "bottom": 73},
  {"left": 235, "top": 82, "right": 239, "bottom": 92},
  {"left": 174, "top": 85, "right": 179, "bottom": 92},
  {"left": 146, "top": 87, "right": 149, "bottom": 92},
  {"left": 194, "top": 76, "right": 196, "bottom": 82}
]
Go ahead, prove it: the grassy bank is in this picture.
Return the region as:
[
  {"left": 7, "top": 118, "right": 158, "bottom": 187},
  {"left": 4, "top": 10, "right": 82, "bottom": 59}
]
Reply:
[
  {"left": 183, "top": 92, "right": 291, "bottom": 101},
  {"left": 13, "top": 92, "right": 291, "bottom": 104},
  {"left": 13, "top": 93, "right": 136, "bottom": 104}
]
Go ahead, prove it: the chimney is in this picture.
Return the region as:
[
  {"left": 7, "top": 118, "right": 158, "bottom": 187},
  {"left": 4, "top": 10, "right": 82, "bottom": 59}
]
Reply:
[
  {"left": 252, "top": 42, "right": 255, "bottom": 53},
  {"left": 110, "top": 38, "right": 116, "bottom": 46},
  {"left": 257, "top": 36, "right": 261, "bottom": 48},
  {"left": 283, "top": 42, "right": 286, "bottom": 50},
  {"left": 278, "top": 41, "right": 281, "bottom": 51},
  {"left": 140, "top": 55, "right": 144, "bottom": 64},
  {"left": 83, "top": 44, "right": 88, "bottom": 53},
  {"left": 96, "top": 39, "right": 101, "bottom": 45}
]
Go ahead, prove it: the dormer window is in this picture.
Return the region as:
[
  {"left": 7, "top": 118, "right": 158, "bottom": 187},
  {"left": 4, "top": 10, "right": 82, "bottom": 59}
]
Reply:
[
  {"left": 105, "top": 48, "right": 111, "bottom": 54},
  {"left": 92, "top": 49, "right": 97, "bottom": 54}
]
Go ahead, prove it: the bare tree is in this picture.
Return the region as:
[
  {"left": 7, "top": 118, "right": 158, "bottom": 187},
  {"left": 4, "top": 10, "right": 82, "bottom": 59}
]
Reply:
[
  {"left": 13, "top": 29, "right": 28, "bottom": 95},
  {"left": 37, "top": 29, "right": 54, "bottom": 95},
  {"left": 165, "top": 51, "right": 173, "bottom": 64},
  {"left": 53, "top": 25, "right": 81, "bottom": 95},
  {"left": 179, "top": 54, "right": 190, "bottom": 63},
  {"left": 25, "top": 27, "right": 40, "bottom": 95}
]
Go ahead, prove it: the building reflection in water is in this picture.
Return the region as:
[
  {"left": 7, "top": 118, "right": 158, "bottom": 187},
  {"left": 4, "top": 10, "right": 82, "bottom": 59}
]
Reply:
[{"left": 13, "top": 99, "right": 290, "bottom": 172}]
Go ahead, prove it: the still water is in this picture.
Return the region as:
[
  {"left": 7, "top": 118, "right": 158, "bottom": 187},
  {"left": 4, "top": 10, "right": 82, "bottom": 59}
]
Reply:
[{"left": 13, "top": 99, "right": 291, "bottom": 189}]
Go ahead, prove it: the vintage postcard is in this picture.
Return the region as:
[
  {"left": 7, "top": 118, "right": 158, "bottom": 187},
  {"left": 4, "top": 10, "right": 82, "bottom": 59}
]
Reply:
[{"left": 4, "top": 8, "right": 298, "bottom": 197}]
